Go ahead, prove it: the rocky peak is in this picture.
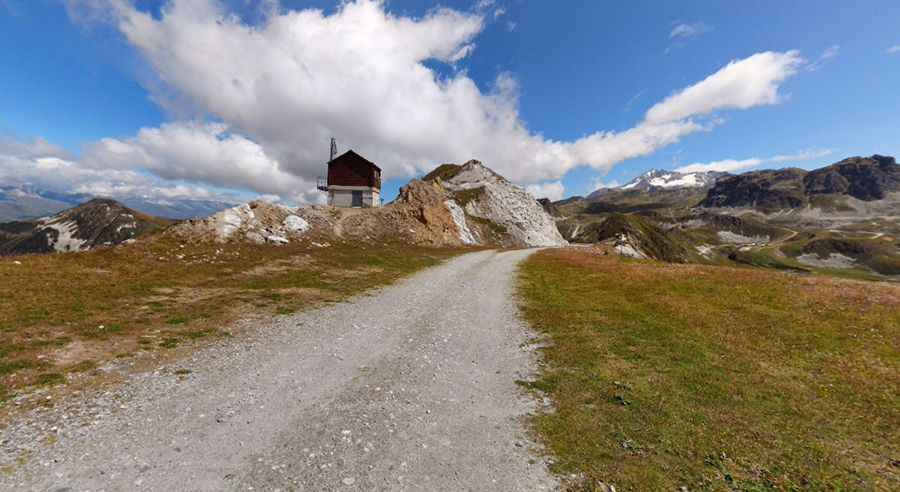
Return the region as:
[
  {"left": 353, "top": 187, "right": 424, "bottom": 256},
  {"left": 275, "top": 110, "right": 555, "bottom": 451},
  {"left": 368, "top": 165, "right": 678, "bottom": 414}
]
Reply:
[
  {"left": 435, "top": 160, "right": 567, "bottom": 247},
  {"left": 591, "top": 169, "right": 722, "bottom": 198},
  {"left": 804, "top": 154, "right": 900, "bottom": 201}
]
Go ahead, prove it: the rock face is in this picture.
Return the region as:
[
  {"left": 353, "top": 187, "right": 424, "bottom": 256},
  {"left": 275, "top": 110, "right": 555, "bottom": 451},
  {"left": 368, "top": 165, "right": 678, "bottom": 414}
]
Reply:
[
  {"left": 804, "top": 155, "right": 900, "bottom": 200},
  {"left": 429, "top": 160, "right": 568, "bottom": 247},
  {"left": 0, "top": 199, "right": 171, "bottom": 255},
  {"left": 701, "top": 155, "right": 900, "bottom": 209},
  {"left": 701, "top": 168, "right": 808, "bottom": 209}
]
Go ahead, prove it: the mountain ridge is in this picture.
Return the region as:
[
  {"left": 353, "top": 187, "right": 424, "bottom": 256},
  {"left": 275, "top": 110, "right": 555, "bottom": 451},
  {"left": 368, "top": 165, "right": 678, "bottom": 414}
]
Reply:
[{"left": 0, "top": 198, "right": 172, "bottom": 256}]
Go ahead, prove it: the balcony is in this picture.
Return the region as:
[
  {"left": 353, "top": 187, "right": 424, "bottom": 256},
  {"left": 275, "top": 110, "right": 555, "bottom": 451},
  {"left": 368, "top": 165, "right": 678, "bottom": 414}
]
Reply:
[{"left": 316, "top": 177, "right": 328, "bottom": 191}]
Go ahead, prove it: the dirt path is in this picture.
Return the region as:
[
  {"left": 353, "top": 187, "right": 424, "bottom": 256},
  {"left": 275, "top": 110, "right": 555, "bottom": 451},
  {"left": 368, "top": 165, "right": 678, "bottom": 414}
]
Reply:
[{"left": 1, "top": 250, "right": 557, "bottom": 491}]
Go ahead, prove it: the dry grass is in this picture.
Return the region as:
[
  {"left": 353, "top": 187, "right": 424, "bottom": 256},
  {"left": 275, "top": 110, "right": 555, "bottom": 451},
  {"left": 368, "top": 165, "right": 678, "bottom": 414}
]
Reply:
[
  {"left": 518, "top": 248, "right": 900, "bottom": 491},
  {"left": 0, "top": 237, "right": 464, "bottom": 402}
]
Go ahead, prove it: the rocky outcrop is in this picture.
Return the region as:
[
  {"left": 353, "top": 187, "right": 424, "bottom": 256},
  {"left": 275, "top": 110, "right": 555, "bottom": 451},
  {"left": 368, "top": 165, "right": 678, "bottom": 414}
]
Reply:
[
  {"left": 168, "top": 201, "right": 315, "bottom": 244},
  {"left": 429, "top": 160, "right": 567, "bottom": 247},
  {"left": 0, "top": 199, "right": 171, "bottom": 255},
  {"left": 700, "top": 155, "right": 899, "bottom": 209},
  {"left": 701, "top": 168, "right": 808, "bottom": 210},
  {"left": 804, "top": 155, "right": 900, "bottom": 201}
]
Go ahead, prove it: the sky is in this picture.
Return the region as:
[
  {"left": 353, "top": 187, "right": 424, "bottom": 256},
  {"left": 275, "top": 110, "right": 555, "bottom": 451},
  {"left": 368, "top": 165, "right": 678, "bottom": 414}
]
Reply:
[{"left": 1, "top": 0, "right": 899, "bottom": 205}]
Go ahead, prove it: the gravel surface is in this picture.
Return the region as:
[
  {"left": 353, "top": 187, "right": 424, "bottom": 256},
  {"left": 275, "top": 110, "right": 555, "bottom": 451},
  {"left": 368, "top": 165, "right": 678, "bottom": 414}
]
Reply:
[{"left": 1, "top": 249, "right": 558, "bottom": 491}]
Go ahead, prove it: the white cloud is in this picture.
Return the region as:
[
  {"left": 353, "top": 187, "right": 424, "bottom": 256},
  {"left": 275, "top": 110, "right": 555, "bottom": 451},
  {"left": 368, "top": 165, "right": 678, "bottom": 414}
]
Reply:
[
  {"left": 82, "top": 122, "right": 313, "bottom": 200},
  {"left": 669, "top": 22, "right": 711, "bottom": 40},
  {"left": 646, "top": 51, "right": 804, "bottom": 124},
  {"left": 675, "top": 149, "right": 833, "bottom": 173},
  {"left": 0, "top": 136, "right": 238, "bottom": 204},
  {"left": 887, "top": 45, "right": 900, "bottom": 54},
  {"left": 66, "top": 0, "right": 804, "bottom": 202},
  {"left": 525, "top": 181, "right": 565, "bottom": 201},
  {"left": 820, "top": 45, "right": 840, "bottom": 59},
  {"left": 589, "top": 177, "right": 620, "bottom": 191},
  {"left": 807, "top": 45, "right": 839, "bottom": 71},
  {"left": 475, "top": 0, "right": 495, "bottom": 11}
]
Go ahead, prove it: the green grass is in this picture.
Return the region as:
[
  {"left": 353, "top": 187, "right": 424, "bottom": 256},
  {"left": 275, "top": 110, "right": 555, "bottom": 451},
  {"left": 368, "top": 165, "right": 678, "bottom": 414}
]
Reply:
[
  {"left": 451, "top": 187, "right": 486, "bottom": 207},
  {"left": 518, "top": 249, "right": 900, "bottom": 491}
]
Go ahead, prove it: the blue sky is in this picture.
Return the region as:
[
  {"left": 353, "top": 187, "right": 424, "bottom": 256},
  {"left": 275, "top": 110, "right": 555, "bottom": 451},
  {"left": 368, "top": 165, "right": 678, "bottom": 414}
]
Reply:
[{"left": 1, "top": 0, "right": 899, "bottom": 204}]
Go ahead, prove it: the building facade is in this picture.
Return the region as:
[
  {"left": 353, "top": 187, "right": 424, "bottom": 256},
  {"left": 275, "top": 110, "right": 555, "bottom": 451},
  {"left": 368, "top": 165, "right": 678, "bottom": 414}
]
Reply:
[{"left": 318, "top": 150, "right": 382, "bottom": 208}]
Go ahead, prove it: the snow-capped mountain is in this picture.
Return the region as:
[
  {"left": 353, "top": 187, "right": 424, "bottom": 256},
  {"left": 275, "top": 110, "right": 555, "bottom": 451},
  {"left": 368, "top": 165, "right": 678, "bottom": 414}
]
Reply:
[
  {"left": 619, "top": 169, "right": 724, "bottom": 191},
  {"left": 588, "top": 169, "right": 724, "bottom": 199}
]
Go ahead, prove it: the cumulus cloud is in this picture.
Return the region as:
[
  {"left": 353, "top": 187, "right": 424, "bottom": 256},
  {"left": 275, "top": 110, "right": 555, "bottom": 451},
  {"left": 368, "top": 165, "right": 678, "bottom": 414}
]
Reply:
[
  {"left": 65, "top": 0, "right": 805, "bottom": 202},
  {"left": 887, "top": 45, "right": 900, "bottom": 54},
  {"left": 0, "top": 136, "right": 238, "bottom": 204},
  {"left": 669, "top": 22, "right": 711, "bottom": 39},
  {"left": 83, "top": 122, "right": 310, "bottom": 199},
  {"left": 675, "top": 149, "right": 833, "bottom": 173},
  {"left": 525, "top": 181, "right": 564, "bottom": 201}
]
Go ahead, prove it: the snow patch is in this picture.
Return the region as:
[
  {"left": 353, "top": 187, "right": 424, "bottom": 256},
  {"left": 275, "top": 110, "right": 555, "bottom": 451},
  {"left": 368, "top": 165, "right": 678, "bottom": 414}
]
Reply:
[
  {"left": 42, "top": 220, "right": 87, "bottom": 252},
  {"left": 649, "top": 173, "right": 703, "bottom": 188}
]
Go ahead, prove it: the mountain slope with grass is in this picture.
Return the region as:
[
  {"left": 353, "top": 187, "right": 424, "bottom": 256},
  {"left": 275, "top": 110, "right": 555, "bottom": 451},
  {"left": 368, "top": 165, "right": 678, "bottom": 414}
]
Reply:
[{"left": 518, "top": 247, "right": 900, "bottom": 490}]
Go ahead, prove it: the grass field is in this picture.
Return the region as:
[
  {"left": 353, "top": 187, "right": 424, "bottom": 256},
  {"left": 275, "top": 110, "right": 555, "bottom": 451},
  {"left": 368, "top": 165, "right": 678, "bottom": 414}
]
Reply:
[
  {"left": 518, "top": 248, "right": 900, "bottom": 491},
  {"left": 0, "top": 237, "right": 463, "bottom": 403}
]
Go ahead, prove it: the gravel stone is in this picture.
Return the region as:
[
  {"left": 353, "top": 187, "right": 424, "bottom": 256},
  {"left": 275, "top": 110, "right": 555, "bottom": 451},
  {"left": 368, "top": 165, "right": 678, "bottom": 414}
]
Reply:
[{"left": 0, "top": 249, "right": 557, "bottom": 491}]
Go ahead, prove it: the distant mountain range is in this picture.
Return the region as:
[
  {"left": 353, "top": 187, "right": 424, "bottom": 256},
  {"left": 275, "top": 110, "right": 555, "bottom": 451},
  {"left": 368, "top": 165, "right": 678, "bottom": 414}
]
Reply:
[
  {"left": 702, "top": 155, "right": 900, "bottom": 209},
  {"left": 0, "top": 198, "right": 172, "bottom": 256},
  {"left": 0, "top": 185, "right": 236, "bottom": 222},
  {"left": 552, "top": 154, "right": 900, "bottom": 279}
]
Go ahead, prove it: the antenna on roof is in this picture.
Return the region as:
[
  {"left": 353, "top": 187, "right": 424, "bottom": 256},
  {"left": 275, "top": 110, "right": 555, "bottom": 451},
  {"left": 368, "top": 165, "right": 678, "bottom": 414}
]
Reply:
[{"left": 329, "top": 137, "right": 338, "bottom": 162}]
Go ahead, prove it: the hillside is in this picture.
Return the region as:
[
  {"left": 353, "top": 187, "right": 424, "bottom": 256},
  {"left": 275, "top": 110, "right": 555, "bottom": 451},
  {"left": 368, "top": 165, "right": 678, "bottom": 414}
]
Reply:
[
  {"left": 0, "top": 199, "right": 172, "bottom": 256},
  {"left": 551, "top": 154, "right": 900, "bottom": 280},
  {"left": 518, "top": 248, "right": 900, "bottom": 490}
]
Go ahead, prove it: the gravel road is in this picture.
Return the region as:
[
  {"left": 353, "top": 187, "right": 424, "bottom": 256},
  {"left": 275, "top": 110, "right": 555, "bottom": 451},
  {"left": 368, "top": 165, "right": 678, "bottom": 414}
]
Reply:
[{"left": 1, "top": 249, "right": 558, "bottom": 491}]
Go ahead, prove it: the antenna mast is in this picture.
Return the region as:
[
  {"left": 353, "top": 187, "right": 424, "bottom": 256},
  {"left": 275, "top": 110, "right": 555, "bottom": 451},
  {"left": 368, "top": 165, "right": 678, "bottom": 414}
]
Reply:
[{"left": 329, "top": 137, "right": 337, "bottom": 162}]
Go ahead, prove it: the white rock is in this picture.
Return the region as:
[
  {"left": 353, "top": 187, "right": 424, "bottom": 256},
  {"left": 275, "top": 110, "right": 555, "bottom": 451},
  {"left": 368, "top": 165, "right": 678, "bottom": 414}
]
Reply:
[{"left": 442, "top": 161, "right": 567, "bottom": 247}]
